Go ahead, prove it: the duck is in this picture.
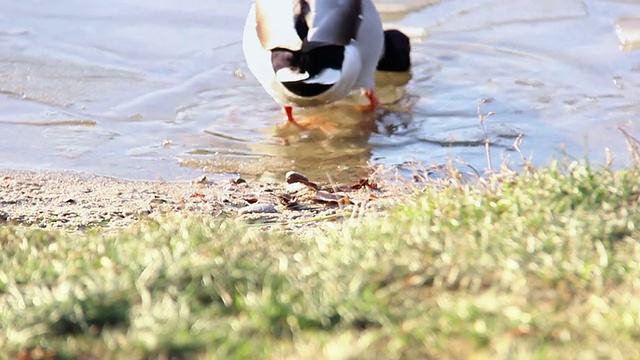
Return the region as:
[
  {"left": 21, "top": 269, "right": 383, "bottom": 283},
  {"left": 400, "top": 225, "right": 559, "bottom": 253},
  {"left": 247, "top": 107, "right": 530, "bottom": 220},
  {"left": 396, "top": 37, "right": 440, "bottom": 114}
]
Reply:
[{"left": 242, "top": 0, "right": 411, "bottom": 126}]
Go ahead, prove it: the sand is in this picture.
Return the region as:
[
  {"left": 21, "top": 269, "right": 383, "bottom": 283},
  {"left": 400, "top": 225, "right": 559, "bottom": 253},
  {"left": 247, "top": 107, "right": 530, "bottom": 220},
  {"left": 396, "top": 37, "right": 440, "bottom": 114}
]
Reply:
[{"left": 0, "top": 169, "right": 407, "bottom": 233}]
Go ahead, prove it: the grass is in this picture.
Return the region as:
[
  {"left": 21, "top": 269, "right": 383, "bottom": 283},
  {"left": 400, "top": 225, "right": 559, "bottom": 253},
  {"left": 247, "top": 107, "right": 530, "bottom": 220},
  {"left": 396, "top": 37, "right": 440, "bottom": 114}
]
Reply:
[{"left": 1, "top": 161, "right": 640, "bottom": 359}]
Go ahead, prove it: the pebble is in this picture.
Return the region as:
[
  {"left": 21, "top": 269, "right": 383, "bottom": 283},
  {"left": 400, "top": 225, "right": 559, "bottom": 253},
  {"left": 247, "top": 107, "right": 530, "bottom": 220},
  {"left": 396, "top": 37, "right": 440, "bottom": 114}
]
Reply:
[
  {"left": 285, "top": 171, "right": 310, "bottom": 184},
  {"left": 285, "top": 171, "right": 319, "bottom": 190},
  {"left": 286, "top": 182, "right": 309, "bottom": 192},
  {"left": 238, "top": 203, "right": 278, "bottom": 215},
  {"left": 193, "top": 175, "right": 208, "bottom": 184}
]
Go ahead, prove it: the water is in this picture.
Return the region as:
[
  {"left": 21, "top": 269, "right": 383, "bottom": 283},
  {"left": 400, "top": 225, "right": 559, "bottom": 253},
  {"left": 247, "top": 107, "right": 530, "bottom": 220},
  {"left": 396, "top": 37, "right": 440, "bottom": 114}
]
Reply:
[{"left": 0, "top": 0, "right": 639, "bottom": 181}]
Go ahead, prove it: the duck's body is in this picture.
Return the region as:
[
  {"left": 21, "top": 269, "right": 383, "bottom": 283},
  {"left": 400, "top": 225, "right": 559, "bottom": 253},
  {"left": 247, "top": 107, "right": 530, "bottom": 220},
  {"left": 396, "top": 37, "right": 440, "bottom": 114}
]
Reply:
[{"left": 242, "top": 0, "right": 410, "bottom": 123}]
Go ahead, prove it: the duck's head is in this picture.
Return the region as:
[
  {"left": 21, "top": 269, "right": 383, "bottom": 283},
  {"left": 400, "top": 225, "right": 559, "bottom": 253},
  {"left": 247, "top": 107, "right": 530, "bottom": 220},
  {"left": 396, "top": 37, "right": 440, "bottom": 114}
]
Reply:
[
  {"left": 253, "top": 0, "right": 363, "bottom": 102},
  {"left": 270, "top": 43, "right": 348, "bottom": 97}
]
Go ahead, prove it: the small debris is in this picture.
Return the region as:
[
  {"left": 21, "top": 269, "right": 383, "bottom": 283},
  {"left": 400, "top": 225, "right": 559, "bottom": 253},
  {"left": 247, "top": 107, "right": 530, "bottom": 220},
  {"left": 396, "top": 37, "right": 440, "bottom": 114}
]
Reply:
[
  {"left": 233, "top": 177, "right": 247, "bottom": 185},
  {"left": 285, "top": 171, "right": 309, "bottom": 183},
  {"left": 278, "top": 193, "right": 300, "bottom": 208},
  {"left": 286, "top": 182, "right": 309, "bottom": 192},
  {"left": 64, "top": 198, "right": 77, "bottom": 204},
  {"left": 233, "top": 68, "right": 245, "bottom": 79},
  {"left": 149, "top": 197, "right": 168, "bottom": 205},
  {"left": 243, "top": 195, "right": 259, "bottom": 204},
  {"left": 193, "top": 175, "right": 208, "bottom": 184},
  {"left": 238, "top": 203, "right": 278, "bottom": 215},
  {"left": 313, "top": 191, "right": 353, "bottom": 206},
  {"left": 314, "top": 178, "right": 380, "bottom": 193},
  {"left": 412, "top": 174, "right": 426, "bottom": 183},
  {"left": 191, "top": 192, "right": 206, "bottom": 199},
  {"left": 285, "top": 171, "right": 319, "bottom": 190},
  {"left": 352, "top": 178, "right": 379, "bottom": 190}
]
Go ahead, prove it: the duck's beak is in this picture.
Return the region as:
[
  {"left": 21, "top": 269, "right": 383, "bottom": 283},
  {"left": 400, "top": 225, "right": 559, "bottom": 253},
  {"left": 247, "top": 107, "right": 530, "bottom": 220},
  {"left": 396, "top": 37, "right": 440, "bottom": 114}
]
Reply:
[
  {"left": 276, "top": 68, "right": 342, "bottom": 86},
  {"left": 276, "top": 68, "right": 310, "bottom": 83}
]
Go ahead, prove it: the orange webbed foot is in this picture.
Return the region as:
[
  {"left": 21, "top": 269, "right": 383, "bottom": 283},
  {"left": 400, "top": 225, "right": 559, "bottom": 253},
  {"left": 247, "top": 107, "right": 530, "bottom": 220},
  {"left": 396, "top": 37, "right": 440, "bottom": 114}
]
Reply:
[
  {"left": 355, "top": 89, "right": 380, "bottom": 111},
  {"left": 276, "top": 106, "right": 337, "bottom": 138},
  {"left": 282, "top": 106, "right": 305, "bottom": 129}
]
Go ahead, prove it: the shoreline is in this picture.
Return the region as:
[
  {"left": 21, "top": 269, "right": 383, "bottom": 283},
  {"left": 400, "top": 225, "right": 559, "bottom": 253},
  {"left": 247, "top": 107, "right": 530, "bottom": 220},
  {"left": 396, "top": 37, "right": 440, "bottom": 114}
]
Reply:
[{"left": 0, "top": 169, "right": 406, "bottom": 232}]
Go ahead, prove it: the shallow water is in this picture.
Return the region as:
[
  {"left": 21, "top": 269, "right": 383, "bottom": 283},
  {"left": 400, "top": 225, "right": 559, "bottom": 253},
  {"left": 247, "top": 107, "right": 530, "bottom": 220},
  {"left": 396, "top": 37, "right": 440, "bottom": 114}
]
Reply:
[{"left": 0, "top": 0, "right": 639, "bottom": 181}]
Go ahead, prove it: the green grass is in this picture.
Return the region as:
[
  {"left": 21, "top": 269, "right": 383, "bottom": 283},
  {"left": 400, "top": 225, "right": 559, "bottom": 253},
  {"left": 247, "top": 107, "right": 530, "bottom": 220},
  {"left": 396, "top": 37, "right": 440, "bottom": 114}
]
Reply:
[{"left": 1, "top": 161, "right": 640, "bottom": 359}]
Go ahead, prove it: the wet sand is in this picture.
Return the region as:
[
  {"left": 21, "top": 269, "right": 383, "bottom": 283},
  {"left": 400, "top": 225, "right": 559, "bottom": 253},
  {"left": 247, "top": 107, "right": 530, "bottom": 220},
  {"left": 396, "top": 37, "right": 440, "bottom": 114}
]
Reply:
[{"left": 0, "top": 169, "right": 407, "bottom": 233}]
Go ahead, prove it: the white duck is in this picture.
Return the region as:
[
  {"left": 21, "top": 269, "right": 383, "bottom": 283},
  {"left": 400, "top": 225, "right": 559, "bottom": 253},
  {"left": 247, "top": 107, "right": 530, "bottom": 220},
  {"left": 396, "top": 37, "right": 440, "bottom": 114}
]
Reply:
[{"left": 242, "top": 0, "right": 410, "bottom": 126}]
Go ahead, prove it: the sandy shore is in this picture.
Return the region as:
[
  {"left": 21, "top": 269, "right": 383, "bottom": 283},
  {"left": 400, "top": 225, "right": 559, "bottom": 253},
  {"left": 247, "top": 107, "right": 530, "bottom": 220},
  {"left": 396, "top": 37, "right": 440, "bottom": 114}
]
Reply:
[{"left": 0, "top": 169, "right": 405, "bottom": 232}]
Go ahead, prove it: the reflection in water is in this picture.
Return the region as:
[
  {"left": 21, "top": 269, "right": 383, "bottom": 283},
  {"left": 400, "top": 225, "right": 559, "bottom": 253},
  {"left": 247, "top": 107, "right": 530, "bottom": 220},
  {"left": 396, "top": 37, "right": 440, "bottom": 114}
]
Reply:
[
  {"left": 181, "top": 71, "right": 415, "bottom": 182},
  {"left": 0, "top": 0, "right": 639, "bottom": 181}
]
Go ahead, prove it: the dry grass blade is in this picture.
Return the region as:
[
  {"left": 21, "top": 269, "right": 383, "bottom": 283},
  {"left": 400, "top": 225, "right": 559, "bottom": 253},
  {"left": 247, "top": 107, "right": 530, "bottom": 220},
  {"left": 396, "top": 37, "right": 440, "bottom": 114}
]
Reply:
[
  {"left": 618, "top": 126, "right": 640, "bottom": 165},
  {"left": 513, "top": 133, "right": 526, "bottom": 163},
  {"left": 477, "top": 98, "right": 495, "bottom": 172}
]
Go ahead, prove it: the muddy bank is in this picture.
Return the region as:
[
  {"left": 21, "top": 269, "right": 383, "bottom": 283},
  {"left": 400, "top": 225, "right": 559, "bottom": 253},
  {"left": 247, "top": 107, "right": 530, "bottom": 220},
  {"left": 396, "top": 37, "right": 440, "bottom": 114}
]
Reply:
[{"left": 0, "top": 169, "right": 410, "bottom": 232}]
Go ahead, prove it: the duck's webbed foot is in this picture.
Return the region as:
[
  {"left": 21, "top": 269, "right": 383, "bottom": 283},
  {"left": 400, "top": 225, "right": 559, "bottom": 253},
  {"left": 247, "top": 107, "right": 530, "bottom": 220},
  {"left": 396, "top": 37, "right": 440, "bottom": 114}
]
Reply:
[
  {"left": 355, "top": 89, "right": 380, "bottom": 111},
  {"left": 283, "top": 105, "right": 309, "bottom": 129}
]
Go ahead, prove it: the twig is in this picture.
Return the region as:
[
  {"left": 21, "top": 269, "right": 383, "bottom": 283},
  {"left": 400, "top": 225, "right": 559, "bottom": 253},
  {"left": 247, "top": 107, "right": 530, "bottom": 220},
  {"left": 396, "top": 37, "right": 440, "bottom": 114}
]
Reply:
[
  {"left": 513, "top": 133, "right": 526, "bottom": 164},
  {"left": 604, "top": 147, "right": 613, "bottom": 168},
  {"left": 618, "top": 126, "right": 640, "bottom": 165},
  {"left": 476, "top": 98, "right": 495, "bottom": 172},
  {"left": 454, "top": 159, "right": 481, "bottom": 178}
]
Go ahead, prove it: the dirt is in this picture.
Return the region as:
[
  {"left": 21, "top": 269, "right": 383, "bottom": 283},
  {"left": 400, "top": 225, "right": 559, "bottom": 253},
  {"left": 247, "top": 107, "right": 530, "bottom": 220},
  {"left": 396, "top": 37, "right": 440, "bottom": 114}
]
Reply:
[{"left": 0, "top": 169, "right": 410, "bottom": 233}]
